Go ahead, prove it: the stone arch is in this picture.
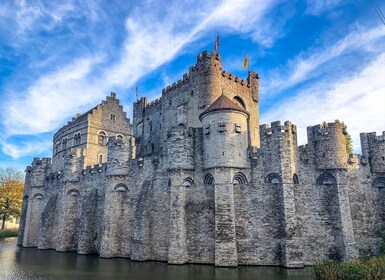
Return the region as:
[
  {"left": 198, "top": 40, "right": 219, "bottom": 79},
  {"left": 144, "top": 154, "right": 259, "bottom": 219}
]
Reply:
[
  {"left": 67, "top": 189, "right": 80, "bottom": 196},
  {"left": 132, "top": 180, "right": 152, "bottom": 260},
  {"left": 183, "top": 177, "right": 194, "bottom": 187},
  {"left": 317, "top": 173, "right": 337, "bottom": 186},
  {"left": 265, "top": 173, "right": 282, "bottom": 184},
  {"left": 233, "top": 172, "right": 248, "bottom": 185},
  {"left": 373, "top": 177, "right": 385, "bottom": 188},
  {"left": 233, "top": 96, "right": 246, "bottom": 110},
  {"left": 293, "top": 173, "right": 299, "bottom": 185},
  {"left": 23, "top": 193, "right": 45, "bottom": 246},
  {"left": 17, "top": 195, "right": 30, "bottom": 245},
  {"left": 33, "top": 193, "right": 44, "bottom": 199},
  {"left": 39, "top": 194, "right": 58, "bottom": 249},
  {"left": 114, "top": 183, "right": 128, "bottom": 191},
  {"left": 203, "top": 173, "right": 214, "bottom": 185},
  {"left": 58, "top": 187, "right": 80, "bottom": 251}
]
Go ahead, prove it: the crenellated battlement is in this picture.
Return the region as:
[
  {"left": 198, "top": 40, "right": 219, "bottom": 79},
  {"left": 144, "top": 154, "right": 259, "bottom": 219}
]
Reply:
[
  {"left": 307, "top": 121, "right": 348, "bottom": 170},
  {"left": 260, "top": 120, "right": 297, "bottom": 137},
  {"left": 82, "top": 163, "right": 108, "bottom": 176},
  {"left": 360, "top": 131, "right": 385, "bottom": 173}
]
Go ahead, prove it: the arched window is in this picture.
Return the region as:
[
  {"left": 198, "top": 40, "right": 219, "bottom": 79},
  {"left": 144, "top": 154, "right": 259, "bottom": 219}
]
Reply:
[
  {"left": 98, "top": 154, "right": 103, "bottom": 164},
  {"left": 233, "top": 172, "right": 248, "bottom": 185},
  {"left": 98, "top": 131, "right": 107, "bottom": 145},
  {"left": 114, "top": 183, "right": 128, "bottom": 192},
  {"left": 266, "top": 173, "right": 282, "bottom": 184},
  {"left": 74, "top": 133, "right": 81, "bottom": 145},
  {"left": 293, "top": 173, "right": 299, "bottom": 185},
  {"left": 183, "top": 177, "right": 194, "bottom": 187},
  {"left": 233, "top": 96, "right": 246, "bottom": 110},
  {"left": 204, "top": 173, "right": 214, "bottom": 185},
  {"left": 373, "top": 177, "right": 385, "bottom": 188},
  {"left": 116, "top": 134, "right": 123, "bottom": 141},
  {"left": 62, "top": 138, "right": 68, "bottom": 149},
  {"left": 317, "top": 173, "right": 337, "bottom": 186}
]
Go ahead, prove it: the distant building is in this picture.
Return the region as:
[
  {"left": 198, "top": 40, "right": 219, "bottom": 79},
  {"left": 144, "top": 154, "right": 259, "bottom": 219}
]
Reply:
[{"left": 18, "top": 50, "right": 385, "bottom": 267}]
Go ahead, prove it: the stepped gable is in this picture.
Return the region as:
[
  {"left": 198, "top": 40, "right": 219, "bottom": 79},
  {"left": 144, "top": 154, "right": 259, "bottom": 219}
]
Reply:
[{"left": 199, "top": 94, "right": 248, "bottom": 120}]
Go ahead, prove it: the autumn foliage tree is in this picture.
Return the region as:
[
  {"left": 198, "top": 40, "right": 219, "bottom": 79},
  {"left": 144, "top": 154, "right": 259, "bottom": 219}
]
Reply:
[{"left": 0, "top": 167, "right": 24, "bottom": 230}]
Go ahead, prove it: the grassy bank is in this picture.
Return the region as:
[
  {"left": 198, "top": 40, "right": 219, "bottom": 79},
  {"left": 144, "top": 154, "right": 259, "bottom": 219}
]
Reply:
[
  {"left": 0, "top": 229, "right": 19, "bottom": 239},
  {"left": 313, "top": 255, "right": 385, "bottom": 280}
]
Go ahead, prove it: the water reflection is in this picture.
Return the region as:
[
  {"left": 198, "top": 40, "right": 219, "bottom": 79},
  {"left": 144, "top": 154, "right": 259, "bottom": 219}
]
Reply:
[{"left": 0, "top": 238, "right": 313, "bottom": 280}]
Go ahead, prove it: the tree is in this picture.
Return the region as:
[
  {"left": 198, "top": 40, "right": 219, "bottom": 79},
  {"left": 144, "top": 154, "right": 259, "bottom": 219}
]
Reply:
[{"left": 0, "top": 167, "right": 24, "bottom": 230}]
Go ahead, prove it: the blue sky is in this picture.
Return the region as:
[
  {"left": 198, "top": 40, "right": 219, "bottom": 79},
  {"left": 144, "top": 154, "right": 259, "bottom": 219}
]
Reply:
[{"left": 0, "top": 0, "right": 384, "bottom": 171}]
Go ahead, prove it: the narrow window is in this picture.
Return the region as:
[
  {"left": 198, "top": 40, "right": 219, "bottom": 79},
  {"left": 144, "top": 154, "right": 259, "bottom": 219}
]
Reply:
[
  {"left": 111, "top": 114, "right": 116, "bottom": 121},
  {"left": 218, "top": 123, "right": 226, "bottom": 133},
  {"left": 235, "top": 123, "right": 242, "bottom": 133},
  {"left": 205, "top": 125, "right": 211, "bottom": 135},
  {"left": 99, "top": 154, "right": 103, "bottom": 164},
  {"left": 98, "top": 131, "right": 107, "bottom": 145}
]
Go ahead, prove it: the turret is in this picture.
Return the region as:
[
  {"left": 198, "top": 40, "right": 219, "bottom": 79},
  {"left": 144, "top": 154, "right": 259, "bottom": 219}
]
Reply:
[
  {"left": 106, "top": 136, "right": 132, "bottom": 176},
  {"left": 307, "top": 121, "right": 349, "bottom": 170},
  {"left": 166, "top": 125, "right": 195, "bottom": 170},
  {"left": 259, "top": 120, "right": 298, "bottom": 180},
  {"left": 62, "top": 149, "right": 83, "bottom": 182},
  {"left": 200, "top": 94, "right": 249, "bottom": 169},
  {"left": 27, "top": 157, "right": 51, "bottom": 188},
  {"left": 360, "top": 131, "right": 385, "bottom": 173}
]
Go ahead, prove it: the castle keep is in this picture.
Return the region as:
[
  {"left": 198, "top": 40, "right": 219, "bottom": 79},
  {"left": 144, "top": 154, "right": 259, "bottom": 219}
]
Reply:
[{"left": 18, "top": 50, "right": 385, "bottom": 267}]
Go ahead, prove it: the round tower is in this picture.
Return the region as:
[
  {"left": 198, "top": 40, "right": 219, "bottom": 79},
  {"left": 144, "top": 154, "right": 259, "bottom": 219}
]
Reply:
[
  {"left": 307, "top": 121, "right": 349, "bottom": 169},
  {"left": 199, "top": 94, "right": 249, "bottom": 169},
  {"left": 166, "top": 125, "right": 195, "bottom": 170},
  {"left": 106, "top": 136, "right": 132, "bottom": 176}
]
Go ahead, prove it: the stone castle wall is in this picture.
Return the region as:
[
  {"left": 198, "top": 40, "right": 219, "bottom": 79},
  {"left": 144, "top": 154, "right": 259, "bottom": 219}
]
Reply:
[{"left": 18, "top": 50, "right": 385, "bottom": 268}]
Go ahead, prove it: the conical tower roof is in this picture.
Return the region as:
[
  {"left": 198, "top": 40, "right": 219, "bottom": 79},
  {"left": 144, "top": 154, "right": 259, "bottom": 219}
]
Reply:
[{"left": 199, "top": 94, "right": 248, "bottom": 120}]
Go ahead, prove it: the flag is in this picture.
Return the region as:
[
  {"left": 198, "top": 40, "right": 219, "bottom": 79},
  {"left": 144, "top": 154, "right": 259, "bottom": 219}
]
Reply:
[
  {"left": 214, "top": 34, "right": 219, "bottom": 52},
  {"left": 243, "top": 54, "right": 249, "bottom": 69}
]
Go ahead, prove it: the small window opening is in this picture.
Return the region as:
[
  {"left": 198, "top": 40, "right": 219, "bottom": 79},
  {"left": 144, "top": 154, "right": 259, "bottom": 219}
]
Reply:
[
  {"left": 235, "top": 123, "right": 242, "bottom": 133},
  {"left": 111, "top": 114, "right": 116, "bottom": 121},
  {"left": 218, "top": 123, "right": 226, "bottom": 133}
]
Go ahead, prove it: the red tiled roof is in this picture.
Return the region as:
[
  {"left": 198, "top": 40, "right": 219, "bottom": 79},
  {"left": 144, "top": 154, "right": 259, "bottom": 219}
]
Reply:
[{"left": 199, "top": 94, "right": 247, "bottom": 120}]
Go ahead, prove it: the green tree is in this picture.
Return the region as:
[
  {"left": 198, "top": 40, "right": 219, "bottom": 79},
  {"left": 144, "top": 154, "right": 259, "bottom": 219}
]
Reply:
[{"left": 0, "top": 167, "right": 24, "bottom": 230}]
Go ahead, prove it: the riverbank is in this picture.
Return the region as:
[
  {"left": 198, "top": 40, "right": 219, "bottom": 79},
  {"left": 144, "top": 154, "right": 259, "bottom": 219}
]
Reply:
[
  {"left": 0, "top": 229, "right": 18, "bottom": 239},
  {"left": 314, "top": 255, "right": 385, "bottom": 280}
]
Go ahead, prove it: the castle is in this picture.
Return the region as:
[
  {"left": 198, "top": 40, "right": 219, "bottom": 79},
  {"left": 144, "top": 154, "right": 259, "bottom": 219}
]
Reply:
[{"left": 18, "top": 50, "right": 385, "bottom": 267}]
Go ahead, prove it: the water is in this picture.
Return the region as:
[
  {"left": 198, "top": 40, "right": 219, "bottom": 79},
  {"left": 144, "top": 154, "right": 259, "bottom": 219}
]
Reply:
[{"left": 0, "top": 238, "right": 313, "bottom": 280}]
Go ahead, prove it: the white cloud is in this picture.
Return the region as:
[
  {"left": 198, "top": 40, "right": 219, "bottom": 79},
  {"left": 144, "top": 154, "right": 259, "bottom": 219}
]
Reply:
[
  {"left": 261, "top": 53, "right": 385, "bottom": 153},
  {"left": 1, "top": 139, "right": 52, "bottom": 159},
  {"left": 263, "top": 25, "right": 385, "bottom": 95},
  {"left": 1, "top": 0, "right": 280, "bottom": 158},
  {"left": 3, "top": 56, "right": 105, "bottom": 136},
  {"left": 305, "top": 0, "right": 343, "bottom": 16}
]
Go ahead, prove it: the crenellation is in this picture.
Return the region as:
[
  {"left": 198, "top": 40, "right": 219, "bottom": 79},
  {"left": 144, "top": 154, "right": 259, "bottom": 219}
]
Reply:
[{"left": 18, "top": 49, "right": 385, "bottom": 268}]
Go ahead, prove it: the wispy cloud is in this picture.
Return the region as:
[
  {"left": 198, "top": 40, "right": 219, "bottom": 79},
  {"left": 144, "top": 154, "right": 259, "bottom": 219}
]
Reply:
[
  {"left": 263, "top": 25, "right": 385, "bottom": 95},
  {"left": 1, "top": 0, "right": 280, "bottom": 158},
  {"left": 3, "top": 56, "right": 104, "bottom": 136},
  {"left": 261, "top": 52, "right": 385, "bottom": 153},
  {"left": 1, "top": 138, "right": 52, "bottom": 159},
  {"left": 305, "top": 0, "right": 344, "bottom": 16}
]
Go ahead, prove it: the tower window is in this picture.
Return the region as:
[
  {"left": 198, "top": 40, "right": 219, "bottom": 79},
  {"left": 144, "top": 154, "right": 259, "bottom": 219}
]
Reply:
[
  {"left": 98, "top": 131, "right": 107, "bottom": 145},
  {"left": 62, "top": 138, "right": 68, "bottom": 149},
  {"left": 98, "top": 154, "right": 103, "bottom": 164},
  {"left": 111, "top": 114, "right": 116, "bottom": 121},
  {"left": 205, "top": 125, "right": 211, "bottom": 135},
  {"left": 235, "top": 123, "right": 242, "bottom": 133},
  {"left": 218, "top": 123, "right": 226, "bottom": 133}
]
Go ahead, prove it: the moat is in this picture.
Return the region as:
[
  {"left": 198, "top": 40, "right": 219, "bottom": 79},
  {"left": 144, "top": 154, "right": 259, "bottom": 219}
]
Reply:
[{"left": 0, "top": 238, "right": 313, "bottom": 280}]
